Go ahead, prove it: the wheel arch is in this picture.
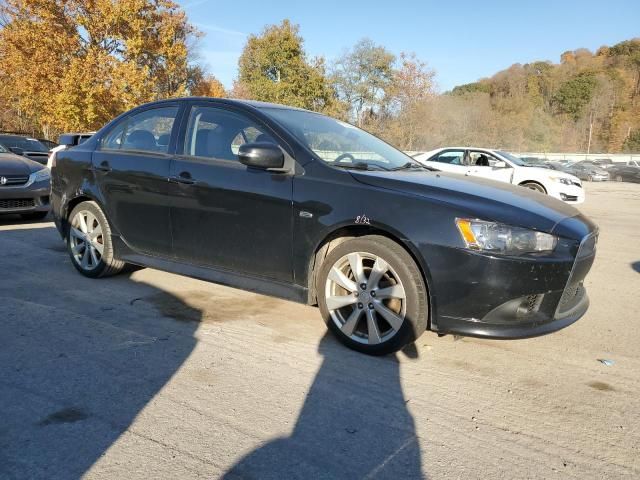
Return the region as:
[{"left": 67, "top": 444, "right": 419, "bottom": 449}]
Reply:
[
  {"left": 306, "top": 224, "right": 433, "bottom": 329},
  {"left": 61, "top": 193, "right": 111, "bottom": 240},
  {"left": 518, "top": 180, "right": 548, "bottom": 193}
]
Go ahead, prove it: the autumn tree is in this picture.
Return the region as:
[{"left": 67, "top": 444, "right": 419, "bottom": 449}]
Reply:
[
  {"left": 189, "top": 68, "right": 227, "bottom": 97},
  {"left": 235, "top": 20, "right": 339, "bottom": 113},
  {"left": 0, "top": 0, "right": 200, "bottom": 136}
]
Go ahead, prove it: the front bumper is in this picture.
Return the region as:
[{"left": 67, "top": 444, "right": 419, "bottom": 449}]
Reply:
[
  {"left": 0, "top": 181, "right": 51, "bottom": 214},
  {"left": 548, "top": 183, "right": 585, "bottom": 204},
  {"left": 427, "top": 225, "right": 597, "bottom": 339}
]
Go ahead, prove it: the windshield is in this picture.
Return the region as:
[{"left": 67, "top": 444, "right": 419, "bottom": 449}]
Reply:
[
  {"left": 263, "top": 108, "right": 420, "bottom": 171},
  {"left": 0, "top": 136, "right": 49, "bottom": 152},
  {"left": 496, "top": 151, "right": 528, "bottom": 166}
]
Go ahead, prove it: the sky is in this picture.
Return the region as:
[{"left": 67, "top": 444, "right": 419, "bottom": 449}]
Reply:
[{"left": 179, "top": 0, "right": 640, "bottom": 92}]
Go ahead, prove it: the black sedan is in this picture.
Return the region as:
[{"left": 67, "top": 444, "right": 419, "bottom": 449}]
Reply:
[
  {"left": 609, "top": 165, "right": 640, "bottom": 183},
  {"left": 50, "top": 98, "right": 597, "bottom": 355},
  {"left": 0, "top": 143, "right": 51, "bottom": 220}
]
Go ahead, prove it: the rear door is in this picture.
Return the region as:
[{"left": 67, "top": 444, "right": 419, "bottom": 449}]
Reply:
[
  {"left": 168, "top": 102, "right": 294, "bottom": 282},
  {"left": 423, "top": 149, "right": 468, "bottom": 174},
  {"left": 92, "top": 105, "right": 180, "bottom": 257}
]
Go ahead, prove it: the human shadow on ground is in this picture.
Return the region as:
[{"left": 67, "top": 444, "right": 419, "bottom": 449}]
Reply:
[
  {"left": 0, "top": 224, "right": 199, "bottom": 479},
  {"left": 223, "top": 335, "right": 424, "bottom": 479}
]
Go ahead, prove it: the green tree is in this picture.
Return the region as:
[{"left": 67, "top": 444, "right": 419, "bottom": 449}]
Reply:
[
  {"left": 622, "top": 130, "right": 640, "bottom": 152},
  {"left": 553, "top": 73, "right": 598, "bottom": 120},
  {"left": 331, "top": 39, "right": 396, "bottom": 126},
  {"left": 235, "top": 20, "right": 338, "bottom": 113}
]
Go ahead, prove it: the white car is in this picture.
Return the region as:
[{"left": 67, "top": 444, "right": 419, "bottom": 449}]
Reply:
[{"left": 414, "top": 147, "right": 585, "bottom": 204}]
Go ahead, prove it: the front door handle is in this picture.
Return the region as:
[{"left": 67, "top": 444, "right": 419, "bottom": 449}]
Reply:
[
  {"left": 95, "top": 161, "right": 112, "bottom": 172},
  {"left": 170, "top": 172, "right": 196, "bottom": 185}
]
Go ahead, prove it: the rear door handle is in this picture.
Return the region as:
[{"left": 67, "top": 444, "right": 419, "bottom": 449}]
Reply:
[
  {"left": 95, "top": 161, "right": 112, "bottom": 172},
  {"left": 170, "top": 172, "right": 196, "bottom": 185}
]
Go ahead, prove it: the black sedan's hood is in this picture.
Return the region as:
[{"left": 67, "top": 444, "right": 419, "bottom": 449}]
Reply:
[
  {"left": 351, "top": 170, "right": 581, "bottom": 234},
  {"left": 0, "top": 152, "right": 44, "bottom": 175}
]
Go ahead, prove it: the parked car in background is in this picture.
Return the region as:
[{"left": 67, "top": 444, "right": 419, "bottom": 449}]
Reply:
[
  {"left": 564, "top": 162, "right": 609, "bottom": 182},
  {"left": 415, "top": 147, "right": 584, "bottom": 203},
  {"left": 0, "top": 142, "right": 51, "bottom": 220},
  {"left": 0, "top": 134, "right": 50, "bottom": 165},
  {"left": 50, "top": 98, "right": 597, "bottom": 355},
  {"left": 519, "top": 156, "right": 552, "bottom": 169},
  {"left": 38, "top": 138, "right": 59, "bottom": 151},
  {"left": 613, "top": 159, "right": 640, "bottom": 168},
  {"left": 48, "top": 132, "right": 95, "bottom": 169},
  {"left": 608, "top": 164, "right": 640, "bottom": 183},
  {"left": 593, "top": 158, "right": 613, "bottom": 168}
]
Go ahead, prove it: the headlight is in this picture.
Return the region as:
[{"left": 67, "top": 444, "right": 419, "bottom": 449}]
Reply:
[
  {"left": 30, "top": 168, "right": 50, "bottom": 183},
  {"left": 456, "top": 219, "right": 557, "bottom": 255},
  {"left": 550, "top": 176, "right": 573, "bottom": 185}
]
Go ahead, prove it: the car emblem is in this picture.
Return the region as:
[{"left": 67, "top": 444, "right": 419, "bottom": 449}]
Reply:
[{"left": 0, "top": 176, "right": 7, "bottom": 185}]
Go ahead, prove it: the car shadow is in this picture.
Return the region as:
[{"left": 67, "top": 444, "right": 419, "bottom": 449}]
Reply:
[
  {"left": 0, "top": 224, "right": 199, "bottom": 478},
  {"left": 223, "top": 335, "right": 424, "bottom": 479},
  {"left": 632, "top": 261, "right": 640, "bottom": 274}
]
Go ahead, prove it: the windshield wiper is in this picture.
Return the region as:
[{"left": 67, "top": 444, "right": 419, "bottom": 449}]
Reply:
[
  {"left": 331, "top": 162, "right": 389, "bottom": 171},
  {"left": 391, "top": 162, "right": 437, "bottom": 172}
]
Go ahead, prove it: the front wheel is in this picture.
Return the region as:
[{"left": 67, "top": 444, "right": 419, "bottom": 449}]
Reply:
[
  {"left": 317, "top": 235, "right": 428, "bottom": 355},
  {"left": 520, "top": 182, "right": 547, "bottom": 194},
  {"left": 67, "top": 201, "right": 126, "bottom": 278}
]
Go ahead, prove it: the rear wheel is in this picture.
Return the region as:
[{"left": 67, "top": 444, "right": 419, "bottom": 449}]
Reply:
[
  {"left": 520, "top": 182, "right": 547, "bottom": 194},
  {"left": 67, "top": 201, "right": 126, "bottom": 278},
  {"left": 317, "top": 235, "right": 428, "bottom": 355}
]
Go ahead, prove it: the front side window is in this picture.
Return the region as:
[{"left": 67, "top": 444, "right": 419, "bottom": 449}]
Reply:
[
  {"left": 183, "top": 106, "right": 277, "bottom": 161},
  {"left": 102, "top": 107, "right": 178, "bottom": 154},
  {"left": 469, "top": 151, "right": 508, "bottom": 168}
]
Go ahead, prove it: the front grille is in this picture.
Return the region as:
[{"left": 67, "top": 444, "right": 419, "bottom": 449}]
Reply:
[
  {"left": 0, "top": 174, "right": 29, "bottom": 186},
  {"left": 0, "top": 198, "right": 35, "bottom": 209},
  {"left": 561, "top": 194, "right": 579, "bottom": 202}
]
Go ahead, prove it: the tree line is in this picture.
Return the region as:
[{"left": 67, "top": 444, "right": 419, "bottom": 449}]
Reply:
[{"left": 0, "top": 2, "right": 638, "bottom": 153}]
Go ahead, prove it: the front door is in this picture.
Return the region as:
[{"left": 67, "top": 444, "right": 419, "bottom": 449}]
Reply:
[
  {"left": 467, "top": 150, "right": 514, "bottom": 184},
  {"left": 168, "top": 103, "right": 294, "bottom": 283},
  {"left": 92, "top": 105, "right": 180, "bottom": 257}
]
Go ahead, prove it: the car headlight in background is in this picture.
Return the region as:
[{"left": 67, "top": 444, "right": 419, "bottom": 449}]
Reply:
[
  {"left": 550, "top": 176, "right": 574, "bottom": 185},
  {"left": 30, "top": 168, "right": 50, "bottom": 184},
  {"left": 456, "top": 218, "right": 557, "bottom": 255}
]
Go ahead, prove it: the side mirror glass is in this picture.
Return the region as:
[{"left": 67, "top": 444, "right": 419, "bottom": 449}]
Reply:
[{"left": 238, "top": 142, "right": 285, "bottom": 171}]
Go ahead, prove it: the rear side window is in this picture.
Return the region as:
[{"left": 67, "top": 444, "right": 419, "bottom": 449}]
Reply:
[
  {"left": 102, "top": 107, "right": 178, "bottom": 154},
  {"left": 430, "top": 150, "right": 465, "bottom": 165},
  {"left": 183, "top": 106, "right": 277, "bottom": 161}
]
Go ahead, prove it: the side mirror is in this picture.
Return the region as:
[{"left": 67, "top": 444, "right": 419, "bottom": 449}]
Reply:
[
  {"left": 238, "top": 142, "right": 285, "bottom": 171},
  {"left": 9, "top": 146, "right": 24, "bottom": 156},
  {"left": 493, "top": 160, "right": 507, "bottom": 168}
]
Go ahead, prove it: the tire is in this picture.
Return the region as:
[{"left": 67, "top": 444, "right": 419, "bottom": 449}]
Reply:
[
  {"left": 67, "top": 201, "right": 126, "bottom": 278},
  {"left": 616, "top": 175, "right": 623, "bottom": 182},
  {"left": 520, "top": 182, "right": 547, "bottom": 194},
  {"left": 20, "top": 211, "right": 48, "bottom": 221},
  {"left": 316, "top": 235, "right": 428, "bottom": 355}
]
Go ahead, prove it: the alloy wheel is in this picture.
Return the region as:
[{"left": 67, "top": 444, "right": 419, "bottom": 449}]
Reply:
[
  {"left": 69, "top": 210, "right": 104, "bottom": 271},
  {"left": 324, "top": 252, "right": 406, "bottom": 345}
]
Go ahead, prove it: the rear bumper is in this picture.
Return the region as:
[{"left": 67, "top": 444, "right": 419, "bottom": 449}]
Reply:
[
  {"left": 0, "top": 182, "right": 50, "bottom": 214},
  {"left": 426, "top": 227, "right": 597, "bottom": 340}
]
